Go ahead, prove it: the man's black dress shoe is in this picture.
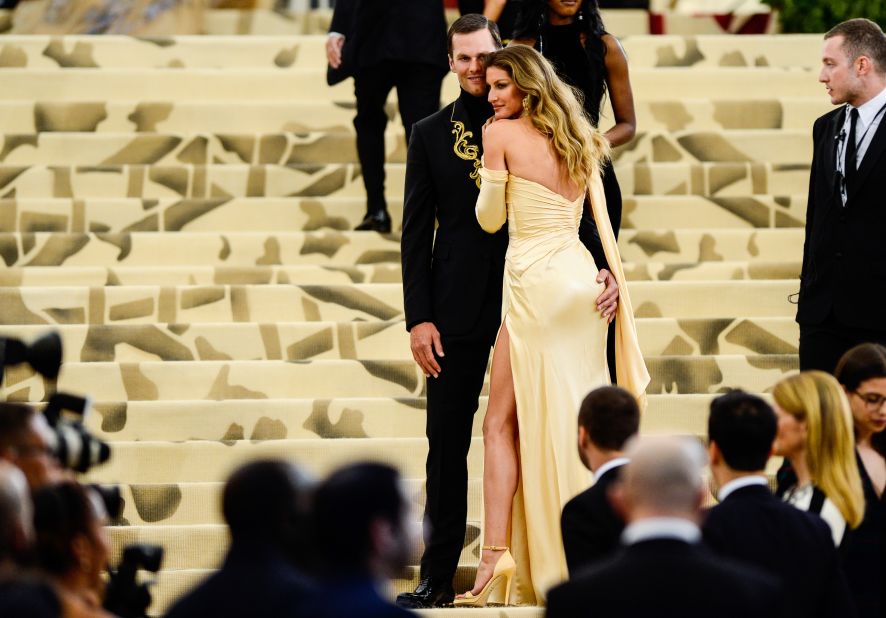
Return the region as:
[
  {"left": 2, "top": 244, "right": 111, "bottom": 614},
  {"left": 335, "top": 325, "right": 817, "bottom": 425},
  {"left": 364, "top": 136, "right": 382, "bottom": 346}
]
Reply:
[
  {"left": 354, "top": 210, "right": 392, "bottom": 233},
  {"left": 395, "top": 576, "right": 455, "bottom": 609}
]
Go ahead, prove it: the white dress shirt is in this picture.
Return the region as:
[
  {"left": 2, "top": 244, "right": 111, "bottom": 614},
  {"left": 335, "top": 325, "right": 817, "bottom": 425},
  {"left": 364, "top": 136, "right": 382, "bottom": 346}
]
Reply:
[
  {"left": 838, "top": 85, "right": 886, "bottom": 204},
  {"left": 594, "top": 457, "right": 629, "bottom": 482},
  {"left": 621, "top": 517, "right": 702, "bottom": 546},
  {"left": 716, "top": 475, "right": 768, "bottom": 501}
]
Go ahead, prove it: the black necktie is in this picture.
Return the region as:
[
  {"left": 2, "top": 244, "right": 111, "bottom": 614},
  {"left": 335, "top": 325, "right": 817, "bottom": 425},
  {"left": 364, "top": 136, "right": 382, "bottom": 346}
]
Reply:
[{"left": 844, "top": 107, "right": 859, "bottom": 193}]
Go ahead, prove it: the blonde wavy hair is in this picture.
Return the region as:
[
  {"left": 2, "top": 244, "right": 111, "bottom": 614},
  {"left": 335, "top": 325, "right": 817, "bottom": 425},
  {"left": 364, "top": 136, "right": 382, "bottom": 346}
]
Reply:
[
  {"left": 485, "top": 45, "right": 610, "bottom": 188},
  {"left": 773, "top": 371, "right": 865, "bottom": 528}
]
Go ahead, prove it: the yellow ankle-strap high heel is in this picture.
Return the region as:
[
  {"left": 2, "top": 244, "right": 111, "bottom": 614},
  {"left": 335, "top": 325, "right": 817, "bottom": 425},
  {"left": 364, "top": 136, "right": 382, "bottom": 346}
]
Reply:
[{"left": 453, "top": 545, "right": 516, "bottom": 607}]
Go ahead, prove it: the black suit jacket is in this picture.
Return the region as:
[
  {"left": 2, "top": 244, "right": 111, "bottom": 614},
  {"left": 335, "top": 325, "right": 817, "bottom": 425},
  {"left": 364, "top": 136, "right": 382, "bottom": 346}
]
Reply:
[
  {"left": 702, "top": 484, "right": 854, "bottom": 618},
  {"left": 797, "top": 105, "right": 886, "bottom": 330},
  {"left": 546, "top": 537, "right": 779, "bottom": 618},
  {"left": 328, "top": 0, "right": 448, "bottom": 82},
  {"left": 561, "top": 462, "right": 625, "bottom": 575},
  {"left": 401, "top": 97, "right": 509, "bottom": 343},
  {"left": 164, "top": 543, "right": 312, "bottom": 618}
]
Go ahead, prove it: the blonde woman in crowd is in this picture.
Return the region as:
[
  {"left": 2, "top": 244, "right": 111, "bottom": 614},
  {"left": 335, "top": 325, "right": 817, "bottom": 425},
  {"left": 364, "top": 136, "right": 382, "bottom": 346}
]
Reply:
[{"left": 773, "top": 371, "right": 865, "bottom": 546}]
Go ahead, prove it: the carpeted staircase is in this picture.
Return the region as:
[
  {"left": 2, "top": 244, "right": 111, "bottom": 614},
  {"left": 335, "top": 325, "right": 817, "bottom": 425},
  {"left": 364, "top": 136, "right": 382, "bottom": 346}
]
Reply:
[{"left": 0, "top": 24, "right": 828, "bottom": 616}]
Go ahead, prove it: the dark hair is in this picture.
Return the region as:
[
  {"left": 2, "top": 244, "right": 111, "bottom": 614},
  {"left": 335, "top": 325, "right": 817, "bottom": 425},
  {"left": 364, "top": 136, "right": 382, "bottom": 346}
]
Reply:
[
  {"left": 513, "top": 0, "right": 608, "bottom": 125},
  {"left": 312, "top": 462, "right": 404, "bottom": 575},
  {"left": 223, "top": 459, "right": 311, "bottom": 548},
  {"left": 825, "top": 18, "right": 886, "bottom": 74},
  {"left": 709, "top": 391, "right": 777, "bottom": 471},
  {"left": 32, "top": 481, "right": 97, "bottom": 576},
  {"left": 578, "top": 386, "right": 640, "bottom": 451},
  {"left": 447, "top": 13, "right": 503, "bottom": 55},
  {"left": 0, "top": 403, "right": 37, "bottom": 453},
  {"left": 835, "top": 343, "right": 886, "bottom": 456}
]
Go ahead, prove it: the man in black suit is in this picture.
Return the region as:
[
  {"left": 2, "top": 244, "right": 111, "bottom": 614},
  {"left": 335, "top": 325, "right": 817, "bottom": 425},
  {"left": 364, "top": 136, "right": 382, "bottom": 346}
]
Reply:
[
  {"left": 547, "top": 436, "right": 779, "bottom": 618},
  {"left": 326, "top": 0, "right": 448, "bottom": 232},
  {"left": 561, "top": 386, "right": 638, "bottom": 575},
  {"left": 164, "top": 460, "right": 314, "bottom": 618},
  {"left": 702, "top": 391, "right": 854, "bottom": 618},
  {"left": 399, "top": 14, "right": 619, "bottom": 608},
  {"left": 798, "top": 18, "right": 886, "bottom": 372}
]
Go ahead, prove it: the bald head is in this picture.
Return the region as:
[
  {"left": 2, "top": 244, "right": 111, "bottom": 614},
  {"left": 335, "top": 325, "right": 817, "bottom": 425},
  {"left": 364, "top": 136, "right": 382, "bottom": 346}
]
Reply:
[
  {"left": 0, "top": 461, "right": 33, "bottom": 562},
  {"left": 619, "top": 436, "right": 707, "bottom": 520}
]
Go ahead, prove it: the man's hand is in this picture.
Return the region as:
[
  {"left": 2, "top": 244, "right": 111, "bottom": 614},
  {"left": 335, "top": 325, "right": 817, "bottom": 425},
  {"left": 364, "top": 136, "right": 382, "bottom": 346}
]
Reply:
[
  {"left": 595, "top": 269, "right": 619, "bottom": 323},
  {"left": 410, "top": 322, "right": 444, "bottom": 378},
  {"left": 326, "top": 33, "right": 345, "bottom": 69}
]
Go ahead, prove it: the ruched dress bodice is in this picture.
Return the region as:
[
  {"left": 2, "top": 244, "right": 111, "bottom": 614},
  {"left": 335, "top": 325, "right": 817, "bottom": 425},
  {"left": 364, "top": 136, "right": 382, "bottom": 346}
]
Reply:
[{"left": 475, "top": 166, "right": 649, "bottom": 604}]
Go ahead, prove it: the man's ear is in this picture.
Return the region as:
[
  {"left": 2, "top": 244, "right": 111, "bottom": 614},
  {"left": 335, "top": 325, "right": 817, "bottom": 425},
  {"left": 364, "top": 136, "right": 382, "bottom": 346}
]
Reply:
[
  {"left": 607, "top": 481, "right": 629, "bottom": 521},
  {"left": 707, "top": 441, "right": 720, "bottom": 466},
  {"left": 448, "top": 55, "right": 456, "bottom": 73},
  {"left": 578, "top": 425, "right": 589, "bottom": 448}
]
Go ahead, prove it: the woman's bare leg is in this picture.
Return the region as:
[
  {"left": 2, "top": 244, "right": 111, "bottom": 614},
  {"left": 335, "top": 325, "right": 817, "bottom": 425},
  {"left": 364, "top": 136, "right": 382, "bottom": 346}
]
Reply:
[{"left": 461, "top": 322, "right": 518, "bottom": 596}]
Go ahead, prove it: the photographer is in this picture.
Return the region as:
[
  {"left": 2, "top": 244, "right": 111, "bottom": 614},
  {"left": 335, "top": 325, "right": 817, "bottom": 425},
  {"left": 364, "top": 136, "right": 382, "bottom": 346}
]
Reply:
[
  {"left": 0, "top": 461, "right": 61, "bottom": 618},
  {"left": 32, "top": 480, "right": 114, "bottom": 618},
  {"left": 0, "top": 402, "right": 65, "bottom": 491}
]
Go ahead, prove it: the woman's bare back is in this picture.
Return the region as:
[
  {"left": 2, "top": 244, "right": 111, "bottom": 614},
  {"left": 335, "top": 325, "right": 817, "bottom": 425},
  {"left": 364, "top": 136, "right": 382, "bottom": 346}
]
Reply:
[{"left": 486, "top": 117, "right": 583, "bottom": 202}]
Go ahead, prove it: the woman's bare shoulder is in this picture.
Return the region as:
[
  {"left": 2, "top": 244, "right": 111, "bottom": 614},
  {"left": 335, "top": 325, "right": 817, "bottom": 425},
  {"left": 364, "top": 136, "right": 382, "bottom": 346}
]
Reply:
[{"left": 601, "top": 33, "right": 627, "bottom": 58}]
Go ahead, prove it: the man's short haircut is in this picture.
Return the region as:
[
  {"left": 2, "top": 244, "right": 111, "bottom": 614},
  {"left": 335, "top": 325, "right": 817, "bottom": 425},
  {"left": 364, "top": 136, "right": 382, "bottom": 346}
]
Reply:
[
  {"left": 312, "top": 462, "right": 404, "bottom": 575},
  {"left": 578, "top": 386, "right": 640, "bottom": 451},
  {"left": 708, "top": 390, "right": 777, "bottom": 471},
  {"left": 0, "top": 403, "right": 37, "bottom": 453},
  {"left": 825, "top": 18, "right": 886, "bottom": 74},
  {"left": 222, "top": 459, "right": 311, "bottom": 546},
  {"left": 447, "top": 13, "right": 502, "bottom": 56}
]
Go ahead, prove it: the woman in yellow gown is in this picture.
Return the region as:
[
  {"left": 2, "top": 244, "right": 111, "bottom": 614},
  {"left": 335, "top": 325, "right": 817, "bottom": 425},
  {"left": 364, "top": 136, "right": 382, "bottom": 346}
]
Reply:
[{"left": 454, "top": 45, "right": 649, "bottom": 606}]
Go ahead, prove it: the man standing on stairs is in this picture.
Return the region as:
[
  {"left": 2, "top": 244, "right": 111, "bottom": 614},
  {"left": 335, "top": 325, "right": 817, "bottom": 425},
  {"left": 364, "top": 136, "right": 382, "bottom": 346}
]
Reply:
[
  {"left": 798, "top": 19, "right": 886, "bottom": 373},
  {"left": 399, "top": 14, "right": 618, "bottom": 609},
  {"left": 326, "top": 0, "right": 449, "bottom": 233}
]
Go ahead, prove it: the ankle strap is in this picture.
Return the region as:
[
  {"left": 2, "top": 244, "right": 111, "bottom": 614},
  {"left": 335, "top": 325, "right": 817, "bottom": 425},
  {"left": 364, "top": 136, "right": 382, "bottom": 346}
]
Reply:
[{"left": 482, "top": 545, "right": 509, "bottom": 551}]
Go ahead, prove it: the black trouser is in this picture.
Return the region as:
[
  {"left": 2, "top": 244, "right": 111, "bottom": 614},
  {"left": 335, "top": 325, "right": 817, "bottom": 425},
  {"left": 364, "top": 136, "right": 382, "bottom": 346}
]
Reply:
[
  {"left": 353, "top": 60, "right": 443, "bottom": 215},
  {"left": 799, "top": 312, "right": 886, "bottom": 373},
  {"left": 421, "top": 339, "right": 491, "bottom": 581}
]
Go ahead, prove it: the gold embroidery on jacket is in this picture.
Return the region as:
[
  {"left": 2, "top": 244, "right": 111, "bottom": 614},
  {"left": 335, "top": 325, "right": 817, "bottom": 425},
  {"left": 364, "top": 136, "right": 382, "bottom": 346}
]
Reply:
[{"left": 450, "top": 107, "right": 481, "bottom": 189}]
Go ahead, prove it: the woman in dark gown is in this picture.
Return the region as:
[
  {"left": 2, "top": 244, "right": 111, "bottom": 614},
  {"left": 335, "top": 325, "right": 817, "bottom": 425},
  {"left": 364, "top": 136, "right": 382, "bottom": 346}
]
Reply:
[{"left": 512, "top": 0, "right": 636, "bottom": 238}]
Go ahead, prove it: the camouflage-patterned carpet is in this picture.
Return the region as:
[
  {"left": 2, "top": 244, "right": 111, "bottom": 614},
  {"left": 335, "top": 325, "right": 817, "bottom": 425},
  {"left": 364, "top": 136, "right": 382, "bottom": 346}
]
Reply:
[{"left": 0, "top": 29, "right": 825, "bottom": 616}]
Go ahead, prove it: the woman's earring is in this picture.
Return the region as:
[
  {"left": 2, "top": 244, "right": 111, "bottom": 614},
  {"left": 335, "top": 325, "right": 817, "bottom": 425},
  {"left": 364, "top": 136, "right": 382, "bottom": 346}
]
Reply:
[{"left": 522, "top": 96, "right": 530, "bottom": 114}]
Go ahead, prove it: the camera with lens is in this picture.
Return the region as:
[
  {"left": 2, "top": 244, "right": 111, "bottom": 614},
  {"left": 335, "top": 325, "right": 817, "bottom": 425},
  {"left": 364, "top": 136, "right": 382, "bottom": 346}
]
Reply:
[
  {"left": 43, "top": 392, "right": 111, "bottom": 473},
  {"left": 104, "top": 544, "right": 165, "bottom": 618},
  {"left": 2, "top": 331, "right": 111, "bottom": 474}
]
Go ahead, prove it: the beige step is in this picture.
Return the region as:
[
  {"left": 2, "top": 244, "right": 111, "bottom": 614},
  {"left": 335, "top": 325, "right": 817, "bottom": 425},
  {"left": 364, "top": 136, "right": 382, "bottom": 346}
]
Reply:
[
  {"left": 0, "top": 260, "right": 802, "bottom": 288},
  {"left": 83, "top": 437, "right": 484, "bottom": 485},
  {"left": 0, "top": 34, "right": 821, "bottom": 70},
  {"left": 0, "top": 229, "right": 805, "bottom": 267},
  {"left": 0, "top": 130, "right": 812, "bottom": 166},
  {"left": 68, "top": 392, "right": 765, "bottom": 445},
  {"left": 0, "top": 280, "right": 799, "bottom": 330},
  {"left": 0, "top": 99, "right": 831, "bottom": 134},
  {"left": 0, "top": 194, "right": 807, "bottom": 235},
  {"left": 110, "top": 477, "right": 484, "bottom": 526},
  {"left": 4, "top": 354, "right": 798, "bottom": 403},
  {"left": 0, "top": 162, "right": 812, "bottom": 199},
  {"left": 2, "top": 317, "right": 799, "bottom": 364},
  {"left": 0, "top": 69, "right": 826, "bottom": 103}
]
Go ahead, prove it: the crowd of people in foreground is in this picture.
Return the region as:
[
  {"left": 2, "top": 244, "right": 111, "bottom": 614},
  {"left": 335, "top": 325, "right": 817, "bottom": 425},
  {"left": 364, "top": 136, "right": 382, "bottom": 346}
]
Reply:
[{"left": 0, "top": 342, "right": 882, "bottom": 617}]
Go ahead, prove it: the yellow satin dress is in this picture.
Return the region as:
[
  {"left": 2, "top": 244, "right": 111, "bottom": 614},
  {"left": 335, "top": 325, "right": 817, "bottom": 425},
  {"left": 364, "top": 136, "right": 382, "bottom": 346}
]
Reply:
[{"left": 476, "top": 166, "right": 649, "bottom": 604}]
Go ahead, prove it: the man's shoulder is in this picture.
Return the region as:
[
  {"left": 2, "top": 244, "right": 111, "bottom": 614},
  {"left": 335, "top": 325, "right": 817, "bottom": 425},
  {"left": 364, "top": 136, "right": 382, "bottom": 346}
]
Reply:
[
  {"left": 413, "top": 101, "right": 457, "bottom": 135},
  {"left": 812, "top": 106, "right": 843, "bottom": 133}
]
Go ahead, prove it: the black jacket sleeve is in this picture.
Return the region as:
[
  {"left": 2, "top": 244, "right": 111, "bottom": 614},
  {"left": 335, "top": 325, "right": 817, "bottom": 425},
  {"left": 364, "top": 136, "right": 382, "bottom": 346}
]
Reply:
[{"left": 401, "top": 124, "right": 437, "bottom": 331}]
